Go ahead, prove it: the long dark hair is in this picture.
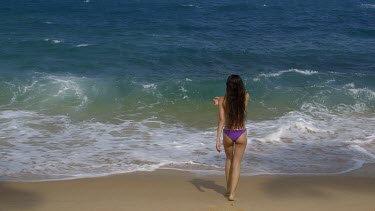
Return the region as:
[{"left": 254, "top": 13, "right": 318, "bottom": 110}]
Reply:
[{"left": 225, "top": 75, "right": 246, "bottom": 129}]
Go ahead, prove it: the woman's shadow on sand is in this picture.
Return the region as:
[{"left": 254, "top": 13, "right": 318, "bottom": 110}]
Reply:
[
  {"left": 0, "top": 183, "right": 42, "bottom": 210},
  {"left": 190, "top": 178, "right": 227, "bottom": 196}
]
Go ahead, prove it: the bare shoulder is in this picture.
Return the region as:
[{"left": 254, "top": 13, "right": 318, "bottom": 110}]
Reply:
[{"left": 245, "top": 92, "right": 250, "bottom": 100}]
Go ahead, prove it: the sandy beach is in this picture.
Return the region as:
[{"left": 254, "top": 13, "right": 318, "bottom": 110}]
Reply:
[
  {"left": 1, "top": 164, "right": 375, "bottom": 211},
  {"left": 1, "top": 1, "right": 374, "bottom": 211}
]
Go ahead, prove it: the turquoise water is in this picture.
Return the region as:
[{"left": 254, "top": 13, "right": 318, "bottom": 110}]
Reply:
[{"left": 0, "top": 0, "right": 374, "bottom": 181}]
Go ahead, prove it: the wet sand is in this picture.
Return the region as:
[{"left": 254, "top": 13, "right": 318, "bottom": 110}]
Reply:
[{"left": 1, "top": 164, "right": 375, "bottom": 211}]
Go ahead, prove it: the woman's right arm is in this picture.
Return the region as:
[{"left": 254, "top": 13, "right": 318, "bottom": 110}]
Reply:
[{"left": 216, "top": 97, "right": 225, "bottom": 152}]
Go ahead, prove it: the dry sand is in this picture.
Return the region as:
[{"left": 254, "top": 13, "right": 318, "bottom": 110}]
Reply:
[{"left": 1, "top": 164, "right": 375, "bottom": 211}]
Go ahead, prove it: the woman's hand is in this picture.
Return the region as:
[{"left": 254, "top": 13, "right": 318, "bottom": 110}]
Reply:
[
  {"left": 216, "top": 139, "right": 222, "bottom": 152},
  {"left": 213, "top": 97, "right": 220, "bottom": 106}
]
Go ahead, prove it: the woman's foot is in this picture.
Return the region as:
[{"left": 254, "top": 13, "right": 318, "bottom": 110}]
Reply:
[{"left": 228, "top": 193, "right": 235, "bottom": 201}]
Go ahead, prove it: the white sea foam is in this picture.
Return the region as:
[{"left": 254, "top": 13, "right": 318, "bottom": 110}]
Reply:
[
  {"left": 0, "top": 110, "right": 35, "bottom": 119},
  {"left": 350, "top": 145, "right": 375, "bottom": 160},
  {"left": 44, "top": 39, "right": 63, "bottom": 44},
  {"left": 179, "top": 4, "right": 202, "bottom": 9},
  {"left": 257, "top": 111, "right": 332, "bottom": 143},
  {"left": 76, "top": 44, "right": 91, "bottom": 47},
  {"left": 256, "top": 69, "right": 318, "bottom": 79},
  {"left": 344, "top": 82, "right": 355, "bottom": 88},
  {"left": 0, "top": 110, "right": 221, "bottom": 181},
  {"left": 180, "top": 86, "right": 188, "bottom": 99},
  {"left": 181, "top": 4, "right": 195, "bottom": 7},
  {"left": 366, "top": 135, "right": 375, "bottom": 141},
  {"left": 180, "top": 86, "right": 187, "bottom": 93},
  {"left": 348, "top": 88, "right": 375, "bottom": 100},
  {"left": 1, "top": 102, "right": 374, "bottom": 181},
  {"left": 343, "top": 83, "right": 375, "bottom": 102},
  {"left": 47, "top": 76, "right": 88, "bottom": 109},
  {"left": 142, "top": 83, "right": 157, "bottom": 89},
  {"left": 3, "top": 75, "right": 89, "bottom": 110},
  {"left": 180, "top": 4, "right": 201, "bottom": 8},
  {"left": 361, "top": 4, "right": 375, "bottom": 8},
  {"left": 325, "top": 79, "right": 335, "bottom": 84},
  {"left": 1, "top": 73, "right": 375, "bottom": 181},
  {"left": 334, "top": 103, "right": 369, "bottom": 113}
]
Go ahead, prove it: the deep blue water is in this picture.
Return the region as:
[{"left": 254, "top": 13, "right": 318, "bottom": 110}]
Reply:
[{"left": 1, "top": 0, "right": 374, "bottom": 76}]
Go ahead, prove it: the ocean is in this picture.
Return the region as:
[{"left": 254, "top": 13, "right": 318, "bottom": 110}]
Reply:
[{"left": 0, "top": 0, "right": 374, "bottom": 181}]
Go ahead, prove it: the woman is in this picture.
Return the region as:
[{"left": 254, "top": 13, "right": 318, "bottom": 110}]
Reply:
[{"left": 213, "top": 74, "right": 249, "bottom": 201}]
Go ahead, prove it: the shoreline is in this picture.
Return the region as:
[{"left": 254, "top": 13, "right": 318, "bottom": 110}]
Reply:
[
  {"left": 1, "top": 164, "right": 375, "bottom": 211},
  {"left": 3, "top": 162, "right": 375, "bottom": 183}
]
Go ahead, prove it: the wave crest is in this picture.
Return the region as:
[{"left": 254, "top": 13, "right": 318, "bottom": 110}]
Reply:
[{"left": 253, "top": 69, "right": 318, "bottom": 81}]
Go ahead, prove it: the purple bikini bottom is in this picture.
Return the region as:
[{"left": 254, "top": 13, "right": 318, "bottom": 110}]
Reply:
[{"left": 223, "top": 128, "right": 247, "bottom": 142}]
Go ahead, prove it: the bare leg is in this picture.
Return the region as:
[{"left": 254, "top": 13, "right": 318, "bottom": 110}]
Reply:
[
  {"left": 228, "top": 132, "right": 247, "bottom": 201},
  {"left": 223, "top": 134, "right": 234, "bottom": 196}
]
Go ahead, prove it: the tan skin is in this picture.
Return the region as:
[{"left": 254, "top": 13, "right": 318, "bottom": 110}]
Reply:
[{"left": 213, "top": 93, "right": 249, "bottom": 201}]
